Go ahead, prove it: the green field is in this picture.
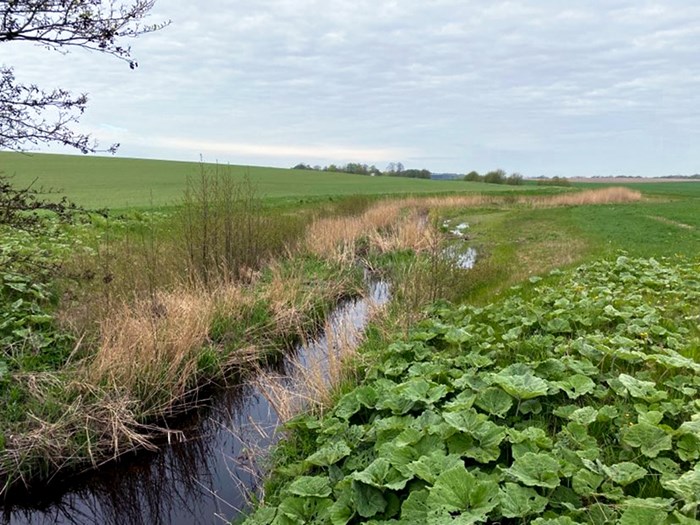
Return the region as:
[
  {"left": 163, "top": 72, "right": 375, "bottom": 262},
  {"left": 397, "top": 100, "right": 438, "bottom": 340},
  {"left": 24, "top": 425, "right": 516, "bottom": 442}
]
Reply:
[{"left": 0, "top": 152, "right": 528, "bottom": 209}]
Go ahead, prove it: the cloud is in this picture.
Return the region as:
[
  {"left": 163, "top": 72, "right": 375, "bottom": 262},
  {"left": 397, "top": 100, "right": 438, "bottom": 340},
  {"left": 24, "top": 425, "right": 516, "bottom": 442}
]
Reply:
[{"left": 149, "top": 136, "right": 410, "bottom": 163}]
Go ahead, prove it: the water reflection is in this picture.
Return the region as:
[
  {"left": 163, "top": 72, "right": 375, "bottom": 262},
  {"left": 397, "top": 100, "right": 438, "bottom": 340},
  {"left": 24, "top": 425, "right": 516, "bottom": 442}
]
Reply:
[
  {"left": 3, "top": 279, "right": 390, "bottom": 525},
  {"left": 443, "top": 246, "right": 478, "bottom": 269}
]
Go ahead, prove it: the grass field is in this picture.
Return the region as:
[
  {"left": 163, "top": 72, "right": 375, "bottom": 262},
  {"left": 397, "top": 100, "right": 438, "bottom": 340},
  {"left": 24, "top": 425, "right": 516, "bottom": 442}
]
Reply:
[{"left": 0, "top": 152, "right": 530, "bottom": 209}]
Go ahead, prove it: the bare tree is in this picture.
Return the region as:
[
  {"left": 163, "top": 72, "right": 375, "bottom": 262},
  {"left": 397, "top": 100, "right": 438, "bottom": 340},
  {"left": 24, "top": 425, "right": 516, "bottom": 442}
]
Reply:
[{"left": 0, "top": 0, "right": 168, "bottom": 153}]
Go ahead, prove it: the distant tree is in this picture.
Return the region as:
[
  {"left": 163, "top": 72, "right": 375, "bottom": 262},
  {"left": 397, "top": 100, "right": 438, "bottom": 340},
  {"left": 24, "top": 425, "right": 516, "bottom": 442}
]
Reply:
[
  {"left": 1, "top": 1, "right": 168, "bottom": 153},
  {"left": 537, "top": 176, "right": 571, "bottom": 187},
  {"left": 398, "top": 168, "right": 431, "bottom": 179},
  {"left": 396, "top": 162, "right": 404, "bottom": 174},
  {"left": 292, "top": 163, "right": 313, "bottom": 170},
  {"left": 385, "top": 162, "right": 396, "bottom": 174},
  {"left": 483, "top": 169, "right": 506, "bottom": 184},
  {"left": 464, "top": 170, "right": 482, "bottom": 182},
  {"left": 506, "top": 172, "right": 524, "bottom": 185}
]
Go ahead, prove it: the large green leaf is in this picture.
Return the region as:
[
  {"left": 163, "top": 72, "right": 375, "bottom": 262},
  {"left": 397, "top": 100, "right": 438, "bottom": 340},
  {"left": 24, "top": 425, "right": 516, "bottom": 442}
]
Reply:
[
  {"left": 618, "top": 498, "right": 672, "bottom": 525},
  {"left": 427, "top": 466, "right": 499, "bottom": 521},
  {"left": 406, "top": 452, "right": 464, "bottom": 484},
  {"left": 474, "top": 387, "right": 513, "bottom": 418},
  {"left": 616, "top": 374, "right": 667, "bottom": 402},
  {"left": 352, "top": 480, "right": 387, "bottom": 519},
  {"left": 286, "top": 476, "right": 332, "bottom": 498},
  {"left": 621, "top": 423, "right": 672, "bottom": 458},
  {"left": 601, "top": 462, "right": 647, "bottom": 486},
  {"left": 506, "top": 452, "right": 561, "bottom": 489},
  {"left": 499, "top": 482, "right": 547, "bottom": 518},
  {"left": 306, "top": 441, "right": 352, "bottom": 467},
  {"left": 662, "top": 464, "right": 700, "bottom": 514},
  {"left": 572, "top": 469, "right": 604, "bottom": 497},
  {"left": 491, "top": 365, "right": 550, "bottom": 400},
  {"left": 401, "top": 489, "right": 430, "bottom": 522},
  {"left": 351, "top": 457, "right": 410, "bottom": 491},
  {"left": 556, "top": 374, "right": 596, "bottom": 400}
]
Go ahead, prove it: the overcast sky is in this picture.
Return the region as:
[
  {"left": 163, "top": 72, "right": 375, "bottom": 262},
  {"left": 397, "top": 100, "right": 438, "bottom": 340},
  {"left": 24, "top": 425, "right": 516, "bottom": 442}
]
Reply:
[{"left": 5, "top": 1, "right": 700, "bottom": 176}]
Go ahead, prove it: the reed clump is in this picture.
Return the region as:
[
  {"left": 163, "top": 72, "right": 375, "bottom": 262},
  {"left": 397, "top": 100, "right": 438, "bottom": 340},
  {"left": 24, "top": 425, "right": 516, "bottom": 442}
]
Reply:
[{"left": 522, "top": 187, "right": 641, "bottom": 207}]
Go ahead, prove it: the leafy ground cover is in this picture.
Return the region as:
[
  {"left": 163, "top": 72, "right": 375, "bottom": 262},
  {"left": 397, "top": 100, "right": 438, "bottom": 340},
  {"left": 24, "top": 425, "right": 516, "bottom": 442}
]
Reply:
[{"left": 245, "top": 256, "right": 700, "bottom": 524}]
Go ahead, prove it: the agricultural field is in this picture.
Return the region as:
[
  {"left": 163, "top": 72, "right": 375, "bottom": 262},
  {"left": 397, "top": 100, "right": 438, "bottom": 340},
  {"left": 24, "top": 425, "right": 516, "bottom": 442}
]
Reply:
[
  {"left": 0, "top": 153, "right": 698, "bottom": 524},
  {"left": 0, "top": 152, "right": 533, "bottom": 210}
]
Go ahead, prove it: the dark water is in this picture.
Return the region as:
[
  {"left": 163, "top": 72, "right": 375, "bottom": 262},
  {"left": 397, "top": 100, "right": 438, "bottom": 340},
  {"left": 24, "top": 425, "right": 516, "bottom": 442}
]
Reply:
[{"left": 2, "top": 280, "right": 390, "bottom": 525}]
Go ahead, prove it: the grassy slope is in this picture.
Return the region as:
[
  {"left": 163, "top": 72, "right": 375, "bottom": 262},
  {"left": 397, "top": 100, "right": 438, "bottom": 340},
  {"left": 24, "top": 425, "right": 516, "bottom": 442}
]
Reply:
[{"left": 0, "top": 152, "right": 528, "bottom": 209}]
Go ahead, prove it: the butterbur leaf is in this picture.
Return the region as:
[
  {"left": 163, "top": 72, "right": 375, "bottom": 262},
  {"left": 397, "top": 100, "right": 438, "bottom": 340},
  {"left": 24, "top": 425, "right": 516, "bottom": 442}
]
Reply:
[
  {"left": 407, "top": 452, "right": 464, "bottom": 484},
  {"left": 622, "top": 423, "right": 672, "bottom": 458},
  {"left": 277, "top": 495, "right": 332, "bottom": 523},
  {"left": 649, "top": 458, "right": 681, "bottom": 478},
  {"left": 662, "top": 464, "right": 700, "bottom": 512},
  {"left": 351, "top": 457, "right": 409, "bottom": 490},
  {"left": 572, "top": 469, "right": 604, "bottom": 496},
  {"left": 491, "top": 366, "right": 550, "bottom": 400},
  {"left": 617, "top": 374, "right": 667, "bottom": 402},
  {"left": 618, "top": 498, "right": 672, "bottom": 525},
  {"left": 546, "top": 317, "right": 572, "bottom": 333},
  {"left": 245, "top": 506, "right": 276, "bottom": 525},
  {"left": 568, "top": 407, "right": 598, "bottom": 426},
  {"left": 677, "top": 434, "right": 700, "bottom": 462},
  {"left": 444, "top": 410, "right": 505, "bottom": 463},
  {"left": 306, "top": 441, "right": 352, "bottom": 467},
  {"left": 445, "top": 327, "right": 470, "bottom": 344},
  {"left": 334, "top": 392, "right": 362, "bottom": 420},
  {"left": 286, "top": 476, "right": 332, "bottom": 498},
  {"left": 601, "top": 462, "right": 647, "bottom": 486},
  {"left": 427, "top": 466, "right": 499, "bottom": 519},
  {"left": 506, "top": 452, "right": 560, "bottom": 489},
  {"left": 531, "top": 516, "right": 580, "bottom": 524},
  {"left": 475, "top": 387, "right": 513, "bottom": 418},
  {"left": 328, "top": 490, "right": 354, "bottom": 525},
  {"left": 352, "top": 480, "right": 387, "bottom": 518},
  {"left": 499, "top": 482, "right": 547, "bottom": 518},
  {"left": 401, "top": 489, "right": 429, "bottom": 522},
  {"left": 557, "top": 374, "right": 596, "bottom": 400}
]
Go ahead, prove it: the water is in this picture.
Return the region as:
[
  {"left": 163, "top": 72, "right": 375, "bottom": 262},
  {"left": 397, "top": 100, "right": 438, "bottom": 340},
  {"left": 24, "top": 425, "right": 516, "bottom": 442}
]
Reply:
[
  {"left": 2, "top": 280, "right": 390, "bottom": 525},
  {"left": 443, "top": 246, "right": 478, "bottom": 269}
]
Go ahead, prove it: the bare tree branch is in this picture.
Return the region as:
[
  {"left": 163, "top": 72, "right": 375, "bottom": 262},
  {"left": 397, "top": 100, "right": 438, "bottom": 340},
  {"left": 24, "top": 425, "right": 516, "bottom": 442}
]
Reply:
[{"left": 0, "top": 1, "right": 168, "bottom": 153}]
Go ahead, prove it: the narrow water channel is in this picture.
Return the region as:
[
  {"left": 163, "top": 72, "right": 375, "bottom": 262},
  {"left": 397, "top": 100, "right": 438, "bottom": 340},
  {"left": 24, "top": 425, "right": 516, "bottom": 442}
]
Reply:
[{"left": 2, "top": 280, "right": 390, "bottom": 525}]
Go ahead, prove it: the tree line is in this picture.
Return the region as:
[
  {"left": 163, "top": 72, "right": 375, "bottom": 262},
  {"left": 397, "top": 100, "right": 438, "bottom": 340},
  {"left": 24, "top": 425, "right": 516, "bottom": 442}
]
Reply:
[
  {"left": 291, "top": 162, "right": 431, "bottom": 179},
  {"left": 463, "top": 169, "right": 524, "bottom": 185}
]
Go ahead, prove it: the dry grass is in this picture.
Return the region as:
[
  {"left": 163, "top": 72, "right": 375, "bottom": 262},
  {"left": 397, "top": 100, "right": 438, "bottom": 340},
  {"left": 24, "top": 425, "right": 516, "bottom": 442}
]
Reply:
[
  {"left": 522, "top": 187, "right": 641, "bottom": 207},
  {"left": 0, "top": 372, "right": 183, "bottom": 492},
  {"left": 304, "top": 189, "right": 638, "bottom": 264},
  {"left": 304, "top": 202, "right": 403, "bottom": 262},
  {"left": 86, "top": 290, "right": 216, "bottom": 403}
]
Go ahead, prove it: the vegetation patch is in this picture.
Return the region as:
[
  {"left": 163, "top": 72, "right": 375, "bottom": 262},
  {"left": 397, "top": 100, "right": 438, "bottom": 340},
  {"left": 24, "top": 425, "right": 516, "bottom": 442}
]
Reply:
[{"left": 245, "top": 256, "right": 700, "bottom": 524}]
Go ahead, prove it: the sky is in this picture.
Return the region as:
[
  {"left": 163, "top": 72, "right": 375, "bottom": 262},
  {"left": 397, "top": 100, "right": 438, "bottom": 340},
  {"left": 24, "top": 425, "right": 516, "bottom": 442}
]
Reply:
[{"left": 4, "top": 0, "right": 700, "bottom": 177}]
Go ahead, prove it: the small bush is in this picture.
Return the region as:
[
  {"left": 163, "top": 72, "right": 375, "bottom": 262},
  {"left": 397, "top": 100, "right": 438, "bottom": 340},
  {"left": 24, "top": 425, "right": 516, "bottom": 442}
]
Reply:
[
  {"left": 537, "top": 176, "right": 571, "bottom": 187},
  {"left": 483, "top": 169, "right": 507, "bottom": 184}
]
